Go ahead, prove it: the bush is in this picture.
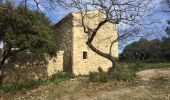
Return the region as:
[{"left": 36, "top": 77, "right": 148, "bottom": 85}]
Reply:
[
  {"left": 133, "top": 62, "right": 144, "bottom": 71},
  {"left": 163, "top": 52, "right": 170, "bottom": 61},
  {"left": 49, "top": 72, "right": 73, "bottom": 83},
  {"left": 115, "top": 64, "right": 136, "bottom": 81},
  {"left": 89, "top": 67, "right": 108, "bottom": 83},
  {"left": 0, "top": 80, "right": 40, "bottom": 95},
  {"left": 0, "top": 72, "right": 73, "bottom": 95}
]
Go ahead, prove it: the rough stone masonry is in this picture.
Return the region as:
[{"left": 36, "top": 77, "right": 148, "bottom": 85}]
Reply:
[
  {"left": 53, "top": 10, "right": 118, "bottom": 75},
  {"left": 3, "top": 11, "right": 118, "bottom": 83}
]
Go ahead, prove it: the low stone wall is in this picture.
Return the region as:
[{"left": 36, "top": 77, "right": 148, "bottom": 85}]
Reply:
[
  {"left": 3, "top": 51, "right": 64, "bottom": 84},
  {"left": 47, "top": 51, "right": 64, "bottom": 76}
]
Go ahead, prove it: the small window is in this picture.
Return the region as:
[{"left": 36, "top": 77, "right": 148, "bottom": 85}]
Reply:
[{"left": 83, "top": 51, "right": 87, "bottom": 59}]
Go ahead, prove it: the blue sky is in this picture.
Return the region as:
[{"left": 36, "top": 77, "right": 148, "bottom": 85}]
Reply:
[
  {"left": 43, "top": 0, "right": 170, "bottom": 25},
  {"left": 41, "top": 0, "right": 170, "bottom": 53},
  {"left": 3, "top": 0, "right": 170, "bottom": 28},
  {"left": 42, "top": 0, "right": 170, "bottom": 41},
  {"left": 117, "top": 0, "right": 170, "bottom": 52},
  {"left": 0, "top": 0, "right": 170, "bottom": 50}
]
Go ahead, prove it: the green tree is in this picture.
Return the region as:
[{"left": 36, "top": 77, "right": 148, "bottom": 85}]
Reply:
[
  {"left": 161, "top": 37, "right": 170, "bottom": 61},
  {"left": 0, "top": 3, "right": 56, "bottom": 85},
  {"left": 121, "top": 41, "right": 139, "bottom": 61},
  {"left": 137, "top": 38, "right": 150, "bottom": 60},
  {"left": 149, "top": 39, "right": 161, "bottom": 60},
  {"left": 121, "top": 37, "right": 170, "bottom": 62},
  {"left": 121, "top": 38, "right": 151, "bottom": 62},
  {"left": 166, "top": 22, "right": 170, "bottom": 37},
  {"left": 166, "top": 0, "right": 170, "bottom": 37}
]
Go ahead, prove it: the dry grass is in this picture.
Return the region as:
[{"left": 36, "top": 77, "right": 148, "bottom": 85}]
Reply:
[{"left": 1, "top": 64, "right": 170, "bottom": 100}]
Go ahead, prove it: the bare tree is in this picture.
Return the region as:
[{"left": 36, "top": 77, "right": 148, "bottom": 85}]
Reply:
[
  {"left": 167, "top": 0, "right": 170, "bottom": 7},
  {"left": 2, "top": 0, "right": 155, "bottom": 75},
  {"left": 49, "top": 0, "right": 154, "bottom": 76}
]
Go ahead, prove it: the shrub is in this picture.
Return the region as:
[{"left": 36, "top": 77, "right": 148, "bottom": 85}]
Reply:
[
  {"left": 0, "top": 80, "right": 40, "bottom": 95},
  {"left": 49, "top": 72, "right": 73, "bottom": 83},
  {"left": 89, "top": 67, "right": 108, "bottom": 83},
  {"left": 133, "top": 62, "right": 143, "bottom": 71},
  {"left": 0, "top": 72, "right": 73, "bottom": 95},
  {"left": 115, "top": 64, "right": 136, "bottom": 81}
]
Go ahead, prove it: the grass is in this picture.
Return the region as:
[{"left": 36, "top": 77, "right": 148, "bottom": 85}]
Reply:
[
  {"left": 0, "top": 63, "right": 170, "bottom": 100},
  {"left": 89, "top": 67, "right": 108, "bottom": 83},
  {"left": 0, "top": 72, "right": 73, "bottom": 95},
  {"left": 120, "top": 75, "right": 170, "bottom": 100},
  {"left": 115, "top": 64, "right": 136, "bottom": 81},
  {"left": 89, "top": 64, "right": 136, "bottom": 83},
  {"left": 149, "top": 75, "right": 170, "bottom": 94},
  {"left": 119, "top": 62, "right": 170, "bottom": 71}
]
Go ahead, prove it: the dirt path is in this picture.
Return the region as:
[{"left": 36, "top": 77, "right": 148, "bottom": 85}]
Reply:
[
  {"left": 1, "top": 68, "right": 170, "bottom": 100},
  {"left": 56, "top": 68, "right": 170, "bottom": 100},
  {"left": 136, "top": 68, "right": 170, "bottom": 81},
  {"left": 58, "top": 68, "right": 170, "bottom": 100}
]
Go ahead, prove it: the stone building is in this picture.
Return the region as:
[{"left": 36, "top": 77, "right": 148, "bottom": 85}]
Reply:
[
  {"left": 2, "top": 11, "right": 118, "bottom": 84},
  {"left": 53, "top": 11, "right": 118, "bottom": 75}
]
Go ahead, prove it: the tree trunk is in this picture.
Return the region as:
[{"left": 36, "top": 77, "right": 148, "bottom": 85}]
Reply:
[
  {"left": 108, "top": 61, "right": 117, "bottom": 78},
  {"left": 143, "top": 53, "right": 145, "bottom": 61},
  {"left": 0, "top": 54, "right": 8, "bottom": 86},
  {"left": 0, "top": 62, "right": 5, "bottom": 86},
  {"left": 86, "top": 42, "right": 117, "bottom": 77},
  {"left": 0, "top": 45, "right": 25, "bottom": 86},
  {"left": 0, "top": 46, "right": 12, "bottom": 86},
  {"left": 83, "top": 17, "right": 117, "bottom": 77}
]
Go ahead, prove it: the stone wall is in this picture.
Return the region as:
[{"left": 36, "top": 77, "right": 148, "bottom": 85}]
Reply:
[
  {"left": 53, "top": 14, "right": 73, "bottom": 73},
  {"left": 3, "top": 10, "right": 119, "bottom": 83},
  {"left": 47, "top": 51, "right": 64, "bottom": 76},
  {"left": 3, "top": 51, "right": 63, "bottom": 84},
  {"left": 72, "top": 11, "right": 118, "bottom": 75}
]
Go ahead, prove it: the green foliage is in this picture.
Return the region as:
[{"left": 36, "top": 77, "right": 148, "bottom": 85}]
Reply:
[
  {"left": 0, "top": 3, "right": 56, "bottom": 59},
  {"left": 166, "top": 20, "right": 170, "bottom": 37},
  {"left": 120, "top": 38, "right": 150, "bottom": 62},
  {"left": 161, "top": 37, "right": 170, "bottom": 61},
  {"left": 116, "top": 63, "right": 170, "bottom": 79},
  {"left": 0, "top": 72, "right": 73, "bottom": 95},
  {"left": 115, "top": 64, "right": 136, "bottom": 81},
  {"left": 120, "top": 37, "right": 170, "bottom": 63},
  {"left": 0, "top": 80, "right": 40, "bottom": 94},
  {"left": 89, "top": 67, "right": 108, "bottom": 83},
  {"left": 0, "top": 2, "right": 56, "bottom": 85},
  {"left": 49, "top": 72, "right": 73, "bottom": 83},
  {"left": 136, "top": 63, "right": 170, "bottom": 70}
]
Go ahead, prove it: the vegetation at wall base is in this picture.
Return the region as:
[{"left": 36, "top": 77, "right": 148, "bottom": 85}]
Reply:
[
  {"left": 89, "top": 65, "right": 136, "bottom": 82},
  {"left": 89, "top": 67, "right": 108, "bottom": 83},
  {"left": 115, "top": 64, "right": 136, "bottom": 81},
  {"left": 0, "top": 63, "right": 170, "bottom": 99},
  {"left": 49, "top": 72, "right": 73, "bottom": 83},
  {"left": 0, "top": 72, "right": 73, "bottom": 95}
]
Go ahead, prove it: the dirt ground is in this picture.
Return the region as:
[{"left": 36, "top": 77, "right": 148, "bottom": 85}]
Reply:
[
  {"left": 136, "top": 68, "right": 170, "bottom": 81},
  {"left": 1, "top": 68, "right": 170, "bottom": 100}
]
